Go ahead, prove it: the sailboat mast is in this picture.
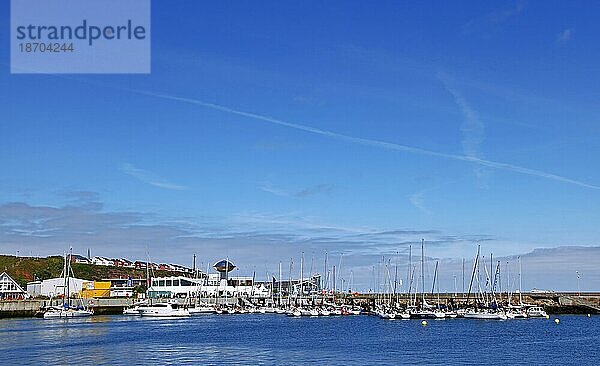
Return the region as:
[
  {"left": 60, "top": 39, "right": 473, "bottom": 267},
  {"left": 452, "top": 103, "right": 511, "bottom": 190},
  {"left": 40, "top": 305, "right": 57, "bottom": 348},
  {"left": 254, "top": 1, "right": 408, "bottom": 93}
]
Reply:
[
  {"left": 338, "top": 253, "right": 343, "bottom": 295},
  {"left": 288, "top": 259, "right": 293, "bottom": 307},
  {"left": 145, "top": 250, "right": 150, "bottom": 288},
  {"left": 300, "top": 252, "right": 304, "bottom": 306},
  {"left": 507, "top": 261, "right": 511, "bottom": 305},
  {"left": 421, "top": 239, "right": 425, "bottom": 304},
  {"left": 518, "top": 256, "right": 523, "bottom": 305},
  {"left": 431, "top": 261, "right": 438, "bottom": 294},
  {"left": 225, "top": 256, "right": 229, "bottom": 306},
  {"left": 279, "top": 262, "right": 282, "bottom": 307},
  {"left": 324, "top": 252, "right": 328, "bottom": 292},
  {"left": 393, "top": 251, "right": 398, "bottom": 298},
  {"left": 490, "top": 253, "right": 493, "bottom": 298},
  {"left": 466, "top": 244, "right": 480, "bottom": 303},
  {"left": 349, "top": 270, "right": 354, "bottom": 292},
  {"left": 462, "top": 258, "right": 465, "bottom": 297},
  {"left": 436, "top": 261, "right": 441, "bottom": 309},
  {"left": 406, "top": 245, "right": 412, "bottom": 296},
  {"left": 63, "top": 251, "right": 68, "bottom": 305}
]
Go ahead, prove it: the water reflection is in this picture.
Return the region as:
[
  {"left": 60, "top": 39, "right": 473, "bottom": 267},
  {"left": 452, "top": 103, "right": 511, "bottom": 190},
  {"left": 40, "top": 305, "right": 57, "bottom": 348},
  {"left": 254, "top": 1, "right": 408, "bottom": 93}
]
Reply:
[{"left": 1, "top": 315, "right": 599, "bottom": 365}]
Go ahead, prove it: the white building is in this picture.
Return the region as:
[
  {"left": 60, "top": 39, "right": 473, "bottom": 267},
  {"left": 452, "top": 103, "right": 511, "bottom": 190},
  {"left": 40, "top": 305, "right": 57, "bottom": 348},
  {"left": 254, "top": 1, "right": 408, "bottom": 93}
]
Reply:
[
  {"left": 72, "top": 254, "right": 91, "bottom": 264},
  {"left": 147, "top": 274, "right": 270, "bottom": 299},
  {"left": 0, "top": 272, "right": 27, "bottom": 300},
  {"left": 26, "top": 277, "right": 87, "bottom": 298},
  {"left": 92, "top": 256, "right": 114, "bottom": 266}
]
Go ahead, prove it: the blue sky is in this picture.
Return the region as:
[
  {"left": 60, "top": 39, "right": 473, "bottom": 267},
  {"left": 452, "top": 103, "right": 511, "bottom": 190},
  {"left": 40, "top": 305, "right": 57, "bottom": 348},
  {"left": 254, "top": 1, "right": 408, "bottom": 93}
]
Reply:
[{"left": 1, "top": 1, "right": 600, "bottom": 290}]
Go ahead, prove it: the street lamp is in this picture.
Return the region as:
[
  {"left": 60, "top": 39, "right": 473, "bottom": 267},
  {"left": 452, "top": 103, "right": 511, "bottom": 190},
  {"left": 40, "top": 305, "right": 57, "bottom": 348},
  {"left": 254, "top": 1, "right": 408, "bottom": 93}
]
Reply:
[{"left": 576, "top": 271, "right": 581, "bottom": 296}]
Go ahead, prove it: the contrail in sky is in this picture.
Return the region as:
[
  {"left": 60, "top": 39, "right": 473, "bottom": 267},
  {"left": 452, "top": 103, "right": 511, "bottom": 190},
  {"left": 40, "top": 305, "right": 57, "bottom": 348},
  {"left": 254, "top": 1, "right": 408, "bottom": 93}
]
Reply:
[
  {"left": 51, "top": 72, "right": 596, "bottom": 192},
  {"left": 125, "top": 88, "right": 599, "bottom": 191}
]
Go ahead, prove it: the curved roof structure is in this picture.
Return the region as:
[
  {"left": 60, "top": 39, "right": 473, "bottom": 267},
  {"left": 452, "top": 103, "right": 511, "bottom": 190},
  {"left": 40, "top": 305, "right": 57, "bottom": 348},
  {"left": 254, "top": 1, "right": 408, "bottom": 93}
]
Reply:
[{"left": 213, "top": 260, "right": 236, "bottom": 273}]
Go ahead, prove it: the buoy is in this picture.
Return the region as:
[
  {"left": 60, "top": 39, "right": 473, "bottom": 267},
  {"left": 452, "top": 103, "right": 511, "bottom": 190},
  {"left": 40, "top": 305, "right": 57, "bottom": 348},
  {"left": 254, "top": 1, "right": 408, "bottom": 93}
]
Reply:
[
  {"left": 545, "top": 315, "right": 550, "bottom": 319},
  {"left": 554, "top": 318, "right": 560, "bottom": 324},
  {"left": 421, "top": 320, "right": 427, "bottom": 326},
  {"left": 588, "top": 314, "right": 591, "bottom": 318}
]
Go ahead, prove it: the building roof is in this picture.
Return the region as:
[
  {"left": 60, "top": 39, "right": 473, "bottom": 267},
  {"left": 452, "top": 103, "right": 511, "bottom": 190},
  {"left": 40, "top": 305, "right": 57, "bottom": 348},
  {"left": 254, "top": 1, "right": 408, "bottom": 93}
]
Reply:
[
  {"left": 0, "top": 272, "right": 26, "bottom": 294},
  {"left": 214, "top": 259, "right": 236, "bottom": 272}
]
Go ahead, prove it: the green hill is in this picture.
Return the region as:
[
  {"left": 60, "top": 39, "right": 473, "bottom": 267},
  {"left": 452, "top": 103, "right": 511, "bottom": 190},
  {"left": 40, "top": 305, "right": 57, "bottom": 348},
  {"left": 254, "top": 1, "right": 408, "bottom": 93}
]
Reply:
[{"left": 0, "top": 255, "right": 190, "bottom": 288}]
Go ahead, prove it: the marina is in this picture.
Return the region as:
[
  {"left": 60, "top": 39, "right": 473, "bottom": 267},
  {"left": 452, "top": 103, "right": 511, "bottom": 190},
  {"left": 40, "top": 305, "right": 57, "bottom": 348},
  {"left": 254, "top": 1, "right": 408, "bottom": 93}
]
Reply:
[{"left": 2, "top": 243, "right": 600, "bottom": 319}]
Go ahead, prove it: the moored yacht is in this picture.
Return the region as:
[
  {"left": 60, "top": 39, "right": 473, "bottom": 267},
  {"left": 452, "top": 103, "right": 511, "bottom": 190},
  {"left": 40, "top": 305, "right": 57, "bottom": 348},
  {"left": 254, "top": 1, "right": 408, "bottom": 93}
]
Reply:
[
  {"left": 123, "top": 300, "right": 149, "bottom": 315},
  {"left": 43, "top": 250, "right": 93, "bottom": 319},
  {"left": 137, "top": 303, "right": 190, "bottom": 317},
  {"left": 287, "top": 308, "right": 302, "bottom": 317},
  {"left": 409, "top": 309, "right": 438, "bottom": 319},
  {"left": 44, "top": 305, "right": 93, "bottom": 318},
  {"left": 526, "top": 306, "right": 548, "bottom": 318},
  {"left": 463, "top": 309, "right": 507, "bottom": 320}
]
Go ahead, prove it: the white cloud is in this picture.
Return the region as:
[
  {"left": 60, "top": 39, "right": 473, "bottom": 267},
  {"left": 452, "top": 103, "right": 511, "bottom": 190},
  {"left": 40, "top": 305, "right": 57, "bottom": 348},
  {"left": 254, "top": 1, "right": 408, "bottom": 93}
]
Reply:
[
  {"left": 557, "top": 28, "right": 573, "bottom": 43},
  {"left": 121, "top": 163, "right": 188, "bottom": 191},
  {"left": 409, "top": 192, "right": 430, "bottom": 214}
]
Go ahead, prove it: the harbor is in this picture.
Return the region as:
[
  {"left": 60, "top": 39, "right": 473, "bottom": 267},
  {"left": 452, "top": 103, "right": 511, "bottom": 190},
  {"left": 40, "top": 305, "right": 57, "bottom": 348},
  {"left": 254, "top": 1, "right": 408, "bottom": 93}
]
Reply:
[{"left": 2, "top": 242, "right": 599, "bottom": 319}]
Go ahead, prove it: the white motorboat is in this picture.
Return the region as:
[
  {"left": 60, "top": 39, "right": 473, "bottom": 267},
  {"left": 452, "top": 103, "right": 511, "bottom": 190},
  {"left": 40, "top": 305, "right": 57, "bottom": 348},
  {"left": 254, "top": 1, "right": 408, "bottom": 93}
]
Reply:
[
  {"left": 123, "top": 301, "right": 149, "bottom": 315},
  {"left": 378, "top": 311, "right": 396, "bottom": 319},
  {"left": 410, "top": 310, "right": 438, "bottom": 319},
  {"left": 463, "top": 310, "right": 507, "bottom": 320},
  {"left": 349, "top": 308, "right": 362, "bottom": 315},
  {"left": 331, "top": 308, "right": 342, "bottom": 316},
  {"left": 526, "top": 306, "right": 548, "bottom": 318},
  {"left": 137, "top": 303, "right": 190, "bottom": 317},
  {"left": 319, "top": 308, "right": 331, "bottom": 316},
  {"left": 300, "top": 308, "right": 319, "bottom": 316},
  {"left": 287, "top": 308, "right": 302, "bottom": 317},
  {"left": 506, "top": 310, "right": 528, "bottom": 319},
  {"left": 123, "top": 308, "right": 140, "bottom": 315},
  {"left": 433, "top": 311, "right": 446, "bottom": 319},
  {"left": 395, "top": 312, "right": 411, "bottom": 319}
]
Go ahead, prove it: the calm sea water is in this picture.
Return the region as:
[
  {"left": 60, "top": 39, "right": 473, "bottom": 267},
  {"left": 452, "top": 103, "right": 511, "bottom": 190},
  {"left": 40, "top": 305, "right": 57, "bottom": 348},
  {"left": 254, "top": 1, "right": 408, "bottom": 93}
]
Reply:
[{"left": 1, "top": 314, "right": 598, "bottom": 365}]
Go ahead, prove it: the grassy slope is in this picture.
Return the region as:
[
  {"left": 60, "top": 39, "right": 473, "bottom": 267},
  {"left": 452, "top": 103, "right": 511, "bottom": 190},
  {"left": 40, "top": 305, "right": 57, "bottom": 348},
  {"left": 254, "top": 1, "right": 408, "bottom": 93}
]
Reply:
[{"left": 0, "top": 255, "right": 185, "bottom": 288}]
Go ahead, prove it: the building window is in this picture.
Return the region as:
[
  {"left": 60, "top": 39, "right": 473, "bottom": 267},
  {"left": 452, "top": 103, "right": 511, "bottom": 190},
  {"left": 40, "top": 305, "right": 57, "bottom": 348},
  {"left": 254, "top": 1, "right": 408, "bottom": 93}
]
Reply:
[
  {"left": 166, "top": 280, "right": 172, "bottom": 286},
  {"left": 158, "top": 280, "right": 165, "bottom": 287},
  {"left": 173, "top": 280, "right": 180, "bottom": 286}
]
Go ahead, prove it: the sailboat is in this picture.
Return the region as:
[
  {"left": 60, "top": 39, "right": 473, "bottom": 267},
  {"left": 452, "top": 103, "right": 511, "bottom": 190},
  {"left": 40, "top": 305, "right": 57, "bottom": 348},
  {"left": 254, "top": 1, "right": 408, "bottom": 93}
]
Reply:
[
  {"left": 124, "top": 251, "right": 154, "bottom": 315},
  {"left": 44, "top": 248, "right": 93, "bottom": 319},
  {"left": 505, "top": 259, "right": 528, "bottom": 319},
  {"left": 410, "top": 240, "right": 438, "bottom": 319},
  {"left": 137, "top": 302, "right": 190, "bottom": 317},
  {"left": 463, "top": 245, "right": 507, "bottom": 320}
]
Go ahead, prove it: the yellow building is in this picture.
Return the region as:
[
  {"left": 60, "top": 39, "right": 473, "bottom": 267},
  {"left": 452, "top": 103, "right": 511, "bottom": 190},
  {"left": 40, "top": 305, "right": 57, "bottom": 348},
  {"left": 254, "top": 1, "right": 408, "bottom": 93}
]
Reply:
[{"left": 80, "top": 281, "right": 111, "bottom": 298}]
